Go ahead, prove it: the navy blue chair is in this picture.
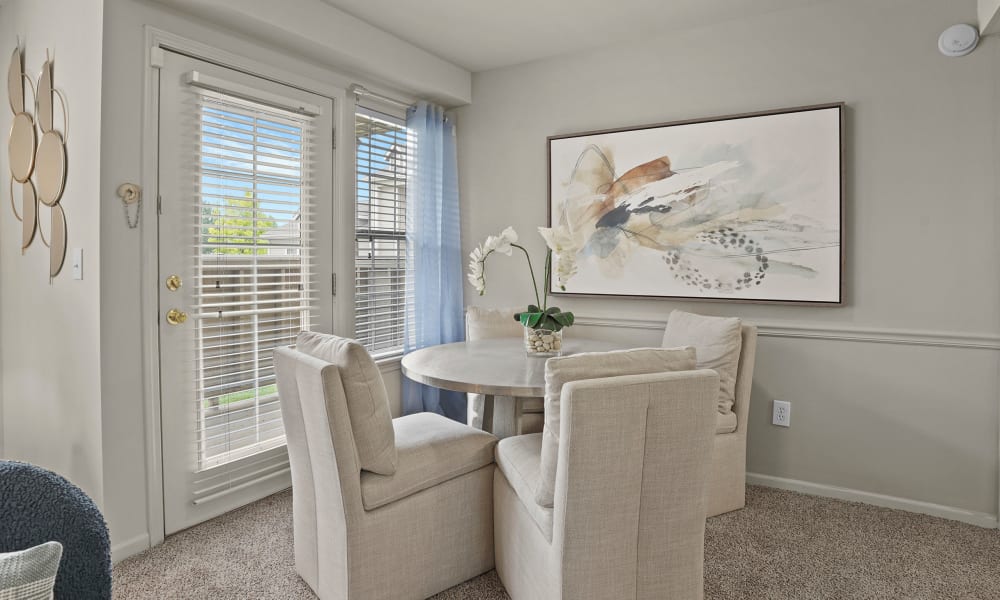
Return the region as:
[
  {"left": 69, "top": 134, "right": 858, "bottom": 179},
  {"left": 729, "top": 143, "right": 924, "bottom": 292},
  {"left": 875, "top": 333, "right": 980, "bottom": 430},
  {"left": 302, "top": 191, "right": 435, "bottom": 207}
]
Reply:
[{"left": 0, "top": 461, "right": 111, "bottom": 599}]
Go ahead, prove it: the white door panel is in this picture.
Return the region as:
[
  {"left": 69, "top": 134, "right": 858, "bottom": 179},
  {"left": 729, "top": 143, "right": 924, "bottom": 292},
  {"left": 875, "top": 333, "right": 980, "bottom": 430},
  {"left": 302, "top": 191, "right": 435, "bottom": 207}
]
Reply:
[{"left": 158, "top": 51, "right": 335, "bottom": 534}]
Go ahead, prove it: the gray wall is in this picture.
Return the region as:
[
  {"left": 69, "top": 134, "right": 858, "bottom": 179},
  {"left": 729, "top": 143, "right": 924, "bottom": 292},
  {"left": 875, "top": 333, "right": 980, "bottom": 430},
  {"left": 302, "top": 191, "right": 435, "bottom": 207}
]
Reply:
[
  {"left": 455, "top": 0, "right": 1000, "bottom": 520},
  {"left": 0, "top": 0, "right": 106, "bottom": 505}
]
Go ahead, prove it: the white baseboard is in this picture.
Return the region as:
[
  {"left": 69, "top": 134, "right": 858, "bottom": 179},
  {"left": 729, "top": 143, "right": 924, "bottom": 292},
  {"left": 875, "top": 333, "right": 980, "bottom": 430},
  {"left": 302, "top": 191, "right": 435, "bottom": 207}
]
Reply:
[
  {"left": 111, "top": 533, "right": 151, "bottom": 564},
  {"left": 747, "top": 472, "right": 998, "bottom": 529}
]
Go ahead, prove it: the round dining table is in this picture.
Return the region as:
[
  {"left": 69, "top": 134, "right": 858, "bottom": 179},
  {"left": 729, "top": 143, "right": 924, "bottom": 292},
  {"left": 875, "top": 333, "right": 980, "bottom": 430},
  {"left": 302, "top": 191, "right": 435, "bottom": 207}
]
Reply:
[{"left": 400, "top": 337, "right": 628, "bottom": 436}]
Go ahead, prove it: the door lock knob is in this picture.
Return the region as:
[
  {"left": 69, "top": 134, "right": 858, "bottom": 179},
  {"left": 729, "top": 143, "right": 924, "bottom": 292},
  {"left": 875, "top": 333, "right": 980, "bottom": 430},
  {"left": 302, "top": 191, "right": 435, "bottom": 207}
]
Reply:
[{"left": 166, "top": 308, "right": 188, "bottom": 325}]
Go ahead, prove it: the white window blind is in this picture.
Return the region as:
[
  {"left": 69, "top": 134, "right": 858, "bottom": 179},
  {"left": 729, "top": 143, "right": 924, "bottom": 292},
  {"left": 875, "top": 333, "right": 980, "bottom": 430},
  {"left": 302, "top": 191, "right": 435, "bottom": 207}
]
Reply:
[
  {"left": 189, "top": 84, "right": 318, "bottom": 478},
  {"left": 354, "top": 107, "right": 410, "bottom": 356}
]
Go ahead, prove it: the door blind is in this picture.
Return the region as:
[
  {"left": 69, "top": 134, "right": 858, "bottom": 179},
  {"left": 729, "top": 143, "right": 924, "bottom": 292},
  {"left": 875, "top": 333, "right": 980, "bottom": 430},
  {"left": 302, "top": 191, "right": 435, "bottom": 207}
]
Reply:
[
  {"left": 354, "top": 107, "right": 410, "bottom": 356},
  {"left": 187, "top": 81, "right": 318, "bottom": 476}
]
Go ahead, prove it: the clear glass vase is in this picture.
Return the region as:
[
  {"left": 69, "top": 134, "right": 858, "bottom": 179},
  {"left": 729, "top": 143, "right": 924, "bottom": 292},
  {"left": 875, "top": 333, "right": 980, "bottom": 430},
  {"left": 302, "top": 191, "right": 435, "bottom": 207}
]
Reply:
[{"left": 524, "top": 327, "right": 563, "bottom": 357}]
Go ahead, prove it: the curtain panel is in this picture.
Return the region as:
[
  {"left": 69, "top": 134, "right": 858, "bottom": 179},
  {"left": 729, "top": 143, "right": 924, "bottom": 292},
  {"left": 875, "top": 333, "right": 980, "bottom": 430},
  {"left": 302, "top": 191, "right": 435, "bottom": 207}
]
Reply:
[{"left": 402, "top": 101, "right": 466, "bottom": 421}]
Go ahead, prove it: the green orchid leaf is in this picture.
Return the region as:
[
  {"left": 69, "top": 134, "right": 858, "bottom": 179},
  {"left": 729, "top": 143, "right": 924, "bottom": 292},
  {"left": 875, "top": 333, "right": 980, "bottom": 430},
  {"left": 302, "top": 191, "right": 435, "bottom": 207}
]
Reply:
[
  {"left": 515, "top": 308, "right": 575, "bottom": 334},
  {"left": 528, "top": 304, "right": 540, "bottom": 313}
]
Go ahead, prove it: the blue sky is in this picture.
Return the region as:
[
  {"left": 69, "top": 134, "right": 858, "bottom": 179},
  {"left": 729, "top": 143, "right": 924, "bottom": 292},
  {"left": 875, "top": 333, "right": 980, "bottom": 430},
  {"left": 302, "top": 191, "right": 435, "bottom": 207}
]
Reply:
[{"left": 199, "top": 106, "right": 306, "bottom": 226}]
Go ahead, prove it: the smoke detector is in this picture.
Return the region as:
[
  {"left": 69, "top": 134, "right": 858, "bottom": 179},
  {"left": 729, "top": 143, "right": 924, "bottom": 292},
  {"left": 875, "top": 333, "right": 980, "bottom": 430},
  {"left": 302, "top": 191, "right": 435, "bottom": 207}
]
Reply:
[{"left": 938, "top": 24, "right": 979, "bottom": 57}]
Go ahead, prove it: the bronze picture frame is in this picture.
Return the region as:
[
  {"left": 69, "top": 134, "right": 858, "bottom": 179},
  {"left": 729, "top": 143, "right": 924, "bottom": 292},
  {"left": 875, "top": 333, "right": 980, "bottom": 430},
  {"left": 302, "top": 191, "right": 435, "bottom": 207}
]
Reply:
[{"left": 546, "top": 102, "right": 845, "bottom": 306}]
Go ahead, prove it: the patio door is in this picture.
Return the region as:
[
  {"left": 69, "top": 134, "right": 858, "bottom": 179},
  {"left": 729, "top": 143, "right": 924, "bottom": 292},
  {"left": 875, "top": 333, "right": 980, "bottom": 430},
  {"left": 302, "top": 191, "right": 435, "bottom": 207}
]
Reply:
[{"left": 157, "top": 50, "right": 334, "bottom": 533}]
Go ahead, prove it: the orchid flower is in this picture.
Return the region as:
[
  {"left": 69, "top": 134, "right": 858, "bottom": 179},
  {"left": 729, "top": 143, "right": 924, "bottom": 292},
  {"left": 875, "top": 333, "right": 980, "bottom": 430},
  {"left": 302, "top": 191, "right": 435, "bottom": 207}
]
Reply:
[
  {"left": 468, "top": 226, "right": 578, "bottom": 334},
  {"left": 467, "top": 226, "right": 537, "bottom": 304},
  {"left": 538, "top": 226, "right": 579, "bottom": 291}
]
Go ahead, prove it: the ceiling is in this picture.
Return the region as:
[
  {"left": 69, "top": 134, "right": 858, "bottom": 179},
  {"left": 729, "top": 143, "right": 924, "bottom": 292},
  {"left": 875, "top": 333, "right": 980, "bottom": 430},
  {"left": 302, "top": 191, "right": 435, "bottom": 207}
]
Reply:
[{"left": 321, "top": 0, "right": 833, "bottom": 72}]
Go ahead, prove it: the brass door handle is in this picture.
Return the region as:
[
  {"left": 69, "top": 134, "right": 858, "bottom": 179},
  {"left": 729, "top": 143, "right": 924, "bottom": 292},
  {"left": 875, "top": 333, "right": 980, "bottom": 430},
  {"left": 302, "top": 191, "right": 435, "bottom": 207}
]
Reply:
[
  {"left": 166, "top": 308, "right": 188, "bottom": 325},
  {"left": 165, "top": 274, "right": 182, "bottom": 291}
]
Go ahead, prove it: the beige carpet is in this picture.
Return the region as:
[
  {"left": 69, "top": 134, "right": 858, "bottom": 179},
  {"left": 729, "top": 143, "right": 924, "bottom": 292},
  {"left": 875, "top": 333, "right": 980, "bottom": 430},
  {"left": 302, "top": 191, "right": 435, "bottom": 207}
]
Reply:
[{"left": 114, "top": 486, "right": 1000, "bottom": 599}]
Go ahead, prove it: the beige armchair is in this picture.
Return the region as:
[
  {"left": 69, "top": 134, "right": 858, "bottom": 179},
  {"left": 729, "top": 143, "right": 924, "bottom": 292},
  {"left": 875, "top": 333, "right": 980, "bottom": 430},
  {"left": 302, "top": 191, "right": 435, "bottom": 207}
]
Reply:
[
  {"left": 706, "top": 325, "right": 757, "bottom": 517},
  {"left": 275, "top": 332, "right": 497, "bottom": 600},
  {"left": 659, "top": 310, "right": 758, "bottom": 517},
  {"left": 493, "top": 363, "right": 720, "bottom": 599},
  {"left": 465, "top": 306, "right": 544, "bottom": 436}
]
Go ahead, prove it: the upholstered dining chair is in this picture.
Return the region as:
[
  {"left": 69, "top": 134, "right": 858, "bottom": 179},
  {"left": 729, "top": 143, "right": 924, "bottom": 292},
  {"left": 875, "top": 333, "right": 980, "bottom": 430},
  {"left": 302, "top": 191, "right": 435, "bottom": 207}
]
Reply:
[
  {"left": 660, "top": 310, "right": 758, "bottom": 517},
  {"left": 275, "top": 331, "right": 498, "bottom": 600},
  {"left": 493, "top": 347, "right": 720, "bottom": 600},
  {"left": 704, "top": 324, "right": 757, "bottom": 516},
  {"left": 465, "top": 306, "right": 544, "bottom": 436}
]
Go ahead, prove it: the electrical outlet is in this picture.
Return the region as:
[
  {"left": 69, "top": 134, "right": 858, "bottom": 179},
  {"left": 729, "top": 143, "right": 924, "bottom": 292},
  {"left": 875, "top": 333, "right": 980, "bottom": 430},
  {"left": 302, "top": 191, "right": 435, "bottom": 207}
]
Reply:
[{"left": 772, "top": 400, "right": 791, "bottom": 427}]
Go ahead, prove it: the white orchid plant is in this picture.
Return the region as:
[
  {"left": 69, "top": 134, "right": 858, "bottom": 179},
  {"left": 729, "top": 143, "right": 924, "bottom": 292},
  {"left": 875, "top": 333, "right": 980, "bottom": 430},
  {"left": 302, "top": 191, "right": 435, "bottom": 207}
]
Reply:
[{"left": 468, "top": 226, "right": 576, "bottom": 332}]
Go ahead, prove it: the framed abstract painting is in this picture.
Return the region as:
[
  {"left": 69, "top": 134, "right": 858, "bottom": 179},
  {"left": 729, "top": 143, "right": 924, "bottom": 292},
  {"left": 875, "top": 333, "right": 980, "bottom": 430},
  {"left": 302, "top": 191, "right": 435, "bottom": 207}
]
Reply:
[{"left": 547, "top": 103, "right": 844, "bottom": 305}]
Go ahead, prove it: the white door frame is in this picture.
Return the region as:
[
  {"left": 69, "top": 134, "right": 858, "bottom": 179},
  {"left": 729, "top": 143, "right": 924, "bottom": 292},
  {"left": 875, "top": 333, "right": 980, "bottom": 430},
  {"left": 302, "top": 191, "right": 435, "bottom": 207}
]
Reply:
[{"left": 140, "top": 27, "right": 354, "bottom": 548}]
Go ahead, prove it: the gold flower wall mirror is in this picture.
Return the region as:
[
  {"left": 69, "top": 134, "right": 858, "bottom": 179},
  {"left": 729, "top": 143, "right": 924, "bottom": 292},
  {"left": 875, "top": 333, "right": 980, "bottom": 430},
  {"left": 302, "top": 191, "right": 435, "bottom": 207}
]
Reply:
[{"left": 6, "top": 43, "right": 68, "bottom": 279}]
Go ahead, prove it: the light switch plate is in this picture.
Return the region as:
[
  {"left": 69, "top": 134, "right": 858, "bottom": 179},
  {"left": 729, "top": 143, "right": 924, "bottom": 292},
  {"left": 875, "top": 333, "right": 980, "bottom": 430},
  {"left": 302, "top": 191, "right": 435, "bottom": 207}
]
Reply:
[{"left": 71, "top": 248, "right": 83, "bottom": 280}]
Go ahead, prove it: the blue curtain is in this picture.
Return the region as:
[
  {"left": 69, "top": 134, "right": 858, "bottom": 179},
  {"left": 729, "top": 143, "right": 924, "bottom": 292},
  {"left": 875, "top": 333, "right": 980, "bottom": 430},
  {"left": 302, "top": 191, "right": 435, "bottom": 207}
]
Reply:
[{"left": 402, "top": 101, "right": 466, "bottom": 421}]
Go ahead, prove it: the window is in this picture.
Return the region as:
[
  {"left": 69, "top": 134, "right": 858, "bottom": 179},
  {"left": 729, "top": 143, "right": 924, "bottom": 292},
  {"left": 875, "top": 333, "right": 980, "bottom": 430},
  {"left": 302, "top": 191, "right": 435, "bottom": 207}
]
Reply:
[
  {"left": 193, "top": 90, "right": 317, "bottom": 469},
  {"left": 354, "top": 107, "right": 410, "bottom": 356}
]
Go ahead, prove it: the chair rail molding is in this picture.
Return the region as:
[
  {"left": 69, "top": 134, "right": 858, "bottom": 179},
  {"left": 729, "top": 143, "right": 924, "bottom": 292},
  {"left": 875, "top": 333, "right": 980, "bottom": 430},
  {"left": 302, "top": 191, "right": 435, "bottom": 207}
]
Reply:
[{"left": 573, "top": 315, "right": 1000, "bottom": 351}]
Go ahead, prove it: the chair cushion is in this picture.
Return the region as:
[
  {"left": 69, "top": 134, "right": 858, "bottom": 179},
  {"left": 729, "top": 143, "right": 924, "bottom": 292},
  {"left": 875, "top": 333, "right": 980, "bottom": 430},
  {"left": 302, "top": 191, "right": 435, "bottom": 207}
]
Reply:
[
  {"left": 0, "top": 541, "right": 62, "bottom": 600},
  {"left": 662, "top": 310, "right": 742, "bottom": 416},
  {"left": 296, "top": 331, "right": 398, "bottom": 475},
  {"left": 494, "top": 434, "right": 553, "bottom": 541},
  {"left": 716, "top": 410, "right": 737, "bottom": 434},
  {"left": 360, "top": 412, "right": 497, "bottom": 510},
  {"left": 536, "top": 347, "right": 697, "bottom": 508}
]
